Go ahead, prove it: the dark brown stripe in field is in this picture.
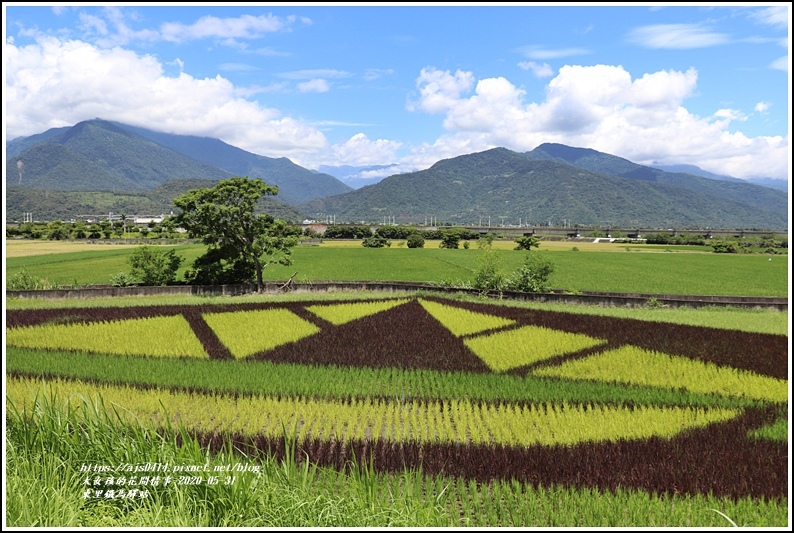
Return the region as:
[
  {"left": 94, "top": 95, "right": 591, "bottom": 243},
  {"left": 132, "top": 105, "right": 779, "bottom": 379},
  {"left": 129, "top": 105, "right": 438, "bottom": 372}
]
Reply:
[
  {"left": 188, "top": 405, "right": 785, "bottom": 500},
  {"left": 183, "top": 311, "right": 233, "bottom": 360}
]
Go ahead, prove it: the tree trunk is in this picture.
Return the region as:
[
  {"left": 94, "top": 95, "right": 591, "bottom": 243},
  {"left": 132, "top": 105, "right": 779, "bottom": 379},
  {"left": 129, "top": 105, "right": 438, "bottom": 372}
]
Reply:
[{"left": 255, "top": 257, "right": 264, "bottom": 292}]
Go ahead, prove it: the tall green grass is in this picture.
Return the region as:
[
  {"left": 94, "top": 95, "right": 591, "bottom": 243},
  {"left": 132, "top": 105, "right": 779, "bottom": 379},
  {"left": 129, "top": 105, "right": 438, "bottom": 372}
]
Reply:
[{"left": 6, "top": 388, "right": 787, "bottom": 527}]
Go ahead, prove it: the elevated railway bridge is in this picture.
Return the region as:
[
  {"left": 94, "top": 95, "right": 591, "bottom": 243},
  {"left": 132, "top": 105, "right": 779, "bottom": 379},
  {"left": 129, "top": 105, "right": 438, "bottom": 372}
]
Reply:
[{"left": 301, "top": 223, "right": 786, "bottom": 240}]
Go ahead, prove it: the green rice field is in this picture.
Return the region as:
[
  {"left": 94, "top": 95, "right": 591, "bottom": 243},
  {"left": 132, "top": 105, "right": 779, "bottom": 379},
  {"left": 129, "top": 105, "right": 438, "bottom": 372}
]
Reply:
[{"left": 5, "top": 239, "right": 789, "bottom": 296}]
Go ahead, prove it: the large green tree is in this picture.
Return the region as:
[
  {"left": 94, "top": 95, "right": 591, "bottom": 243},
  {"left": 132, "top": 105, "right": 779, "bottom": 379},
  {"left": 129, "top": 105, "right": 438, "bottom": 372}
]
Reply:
[{"left": 173, "top": 176, "right": 299, "bottom": 291}]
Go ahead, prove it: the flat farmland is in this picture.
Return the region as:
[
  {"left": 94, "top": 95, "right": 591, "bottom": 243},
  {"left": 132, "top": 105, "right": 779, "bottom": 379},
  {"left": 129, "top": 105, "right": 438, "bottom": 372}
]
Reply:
[
  {"left": 4, "top": 239, "right": 788, "bottom": 296},
  {"left": 5, "top": 293, "right": 788, "bottom": 527}
]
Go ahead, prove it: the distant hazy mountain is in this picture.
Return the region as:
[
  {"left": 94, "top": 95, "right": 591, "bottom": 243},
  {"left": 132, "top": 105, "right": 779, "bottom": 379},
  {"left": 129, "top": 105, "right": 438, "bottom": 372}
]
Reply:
[
  {"left": 6, "top": 118, "right": 352, "bottom": 203},
  {"left": 300, "top": 146, "right": 787, "bottom": 229},
  {"left": 651, "top": 163, "right": 789, "bottom": 192},
  {"left": 317, "top": 164, "right": 402, "bottom": 188}
]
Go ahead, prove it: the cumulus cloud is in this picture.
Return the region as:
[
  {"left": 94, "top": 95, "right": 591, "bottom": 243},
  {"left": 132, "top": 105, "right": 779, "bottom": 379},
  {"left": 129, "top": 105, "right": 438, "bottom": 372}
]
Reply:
[
  {"left": 5, "top": 36, "right": 328, "bottom": 160},
  {"left": 406, "top": 67, "right": 475, "bottom": 114},
  {"left": 406, "top": 65, "right": 788, "bottom": 180},
  {"left": 627, "top": 23, "right": 730, "bottom": 49},
  {"left": 330, "top": 133, "right": 403, "bottom": 166}
]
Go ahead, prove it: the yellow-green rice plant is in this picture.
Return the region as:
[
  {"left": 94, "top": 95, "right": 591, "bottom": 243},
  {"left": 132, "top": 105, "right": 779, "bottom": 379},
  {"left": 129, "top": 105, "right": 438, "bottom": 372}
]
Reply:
[
  {"left": 464, "top": 325, "right": 607, "bottom": 372},
  {"left": 305, "top": 298, "right": 410, "bottom": 325},
  {"left": 533, "top": 345, "right": 788, "bottom": 403},
  {"left": 418, "top": 299, "right": 516, "bottom": 336},
  {"left": 6, "top": 377, "right": 743, "bottom": 449},
  {"left": 202, "top": 309, "right": 321, "bottom": 359},
  {"left": 6, "top": 315, "right": 208, "bottom": 359}
]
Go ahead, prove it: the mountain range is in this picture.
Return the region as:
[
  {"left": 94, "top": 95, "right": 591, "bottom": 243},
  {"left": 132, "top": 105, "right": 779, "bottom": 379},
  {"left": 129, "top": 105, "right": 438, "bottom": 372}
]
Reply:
[{"left": 5, "top": 119, "right": 788, "bottom": 229}]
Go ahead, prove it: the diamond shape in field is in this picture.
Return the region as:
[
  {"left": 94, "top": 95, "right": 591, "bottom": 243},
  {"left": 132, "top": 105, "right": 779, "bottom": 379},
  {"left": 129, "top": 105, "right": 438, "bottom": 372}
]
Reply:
[
  {"left": 306, "top": 298, "right": 410, "bottom": 325},
  {"left": 464, "top": 325, "right": 606, "bottom": 372},
  {"left": 533, "top": 344, "right": 789, "bottom": 403},
  {"left": 418, "top": 299, "right": 516, "bottom": 337},
  {"left": 6, "top": 315, "right": 208, "bottom": 358},
  {"left": 203, "top": 309, "right": 320, "bottom": 359}
]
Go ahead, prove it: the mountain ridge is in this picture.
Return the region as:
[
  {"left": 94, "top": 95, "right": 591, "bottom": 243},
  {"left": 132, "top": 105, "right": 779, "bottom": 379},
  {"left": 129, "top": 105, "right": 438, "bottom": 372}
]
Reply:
[{"left": 5, "top": 120, "right": 788, "bottom": 229}]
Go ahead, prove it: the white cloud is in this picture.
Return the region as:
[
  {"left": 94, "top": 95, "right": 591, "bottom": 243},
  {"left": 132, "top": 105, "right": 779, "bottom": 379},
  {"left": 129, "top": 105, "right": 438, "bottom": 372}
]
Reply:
[
  {"left": 160, "top": 13, "right": 289, "bottom": 43},
  {"left": 627, "top": 24, "right": 730, "bottom": 49},
  {"left": 78, "top": 7, "right": 159, "bottom": 47},
  {"left": 297, "top": 78, "right": 331, "bottom": 93},
  {"left": 517, "top": 61, "right": 554, "bottom": 78},
  {"left": 713, "top": 108, "right": 747, "bottom": 122},
  {"left": 405, "top": 65, "right": 789, "bottom": 180},
  {"left": 330, "top": 133, "right": 403, "bottom": 166},
  {"left": 5, "top": 36, "right": 328, "bottom": 160},
  {"left": 754, "top": 101, "right": 770, "bottom": 113},
  {"left": 406, "top": 67, "right": 475, "bottom": 114},
  {"left": 750, "top": 6, "right": 789, "bottom": 29}
]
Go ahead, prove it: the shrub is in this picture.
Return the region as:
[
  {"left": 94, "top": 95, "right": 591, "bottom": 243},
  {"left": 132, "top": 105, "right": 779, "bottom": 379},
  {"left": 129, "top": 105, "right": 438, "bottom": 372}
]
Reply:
[
  {"left": 406, "top": 233, "right": 425, "bottom": 248},
  {"left": 506, "top": 253, "right": 555, "bottom": 293},
  {"left": 7, "top": 268, "right": 54, "bottom": 290},
  {"left": 109, "top": 271, "right": 137, "bottom": 287},
  {"left": 439, "top": 230, "right": 461, "bottom": 249},
  {"left": 514, "top": 235, "right": 541, "bottom": 251},
  {"left": 472, "top": 246, "right": 507, "bottom": 293},
  {"left": 129, "top": 246, "right": 184, "bottom": 286},
  {"left": 362, "top": 236, "right": 391, "bottom": 248},
  {"left": 711, "top": 241, "right": 740, "bottom": 254}
]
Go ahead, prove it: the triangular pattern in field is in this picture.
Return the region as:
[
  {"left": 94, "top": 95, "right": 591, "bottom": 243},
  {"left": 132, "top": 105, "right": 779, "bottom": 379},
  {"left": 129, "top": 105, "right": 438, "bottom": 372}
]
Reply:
[
  {"left": 305, "top": 298, "right": 410, "bottom": 325},
  {"left": 203, "top": 309, "right": 321, "bottom": 359},
  {"left": 465, "top": 325, "right": 606, "bottom": 372},
  {"left": 532, "top": 344, "right": 789, "bottom": 403},
  {"left": 256, "top": 299, "right": 490, "bottom": 372},
  {"left": 6, "top": 315, "right": 208, "bottom": 359},
  {"left": 418, "top": 299, "right": 516, "bottom": 336}
]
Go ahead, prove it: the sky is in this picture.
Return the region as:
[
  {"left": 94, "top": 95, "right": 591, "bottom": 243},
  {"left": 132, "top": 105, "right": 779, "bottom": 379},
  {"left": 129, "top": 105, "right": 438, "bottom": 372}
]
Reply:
[{"left": 3, "top": 3, "right": 791, "bottom": 185}]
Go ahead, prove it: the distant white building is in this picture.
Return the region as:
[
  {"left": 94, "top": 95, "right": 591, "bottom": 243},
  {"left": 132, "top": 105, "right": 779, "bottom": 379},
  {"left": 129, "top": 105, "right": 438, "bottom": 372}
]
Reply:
[{"left": 133, "top": 215, "right": 169, "bottom": 224}]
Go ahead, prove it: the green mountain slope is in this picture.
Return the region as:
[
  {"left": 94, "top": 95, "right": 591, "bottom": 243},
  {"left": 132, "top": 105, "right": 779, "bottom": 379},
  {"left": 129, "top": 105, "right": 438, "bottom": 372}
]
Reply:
[
  {"left": 526, "top": 143, "right": 788, "bottom": 214},
  {"left": 7, "top": 120, "right": 232, "bottom": 191},
  {"left": 300, "top": 147, "right": 787, "bottom": 229},
  {"left": 6, "top": 179, "right": 307, "bottom": 223},
  {"left": 111, "top": 122, "right": 353, "bottom": 204}
]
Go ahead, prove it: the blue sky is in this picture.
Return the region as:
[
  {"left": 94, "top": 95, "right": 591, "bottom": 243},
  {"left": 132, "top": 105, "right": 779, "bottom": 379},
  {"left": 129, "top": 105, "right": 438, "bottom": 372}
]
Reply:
[{"left": 3, "top": 3, "right": 790, "bottom": 184}]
